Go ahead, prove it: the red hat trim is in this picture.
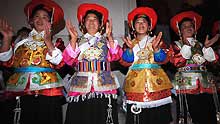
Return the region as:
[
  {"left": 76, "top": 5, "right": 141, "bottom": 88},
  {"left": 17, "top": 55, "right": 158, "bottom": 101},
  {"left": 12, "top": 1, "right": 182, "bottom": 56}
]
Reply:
[
  {"left": 128, "top": 7, "right": 158, "bottom": 30},
  {"left": 77, "top": 3, "right": 109, "bottom": 25},
  {"left": 170, "top": 11, "right": 202, "bottom": 34},
  {"left": 24, "top": 0, "right": 64, "bottom": 26}
]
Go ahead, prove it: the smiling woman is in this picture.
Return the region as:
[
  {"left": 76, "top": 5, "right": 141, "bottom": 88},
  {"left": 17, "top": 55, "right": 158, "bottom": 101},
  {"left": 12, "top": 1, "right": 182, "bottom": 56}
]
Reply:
[
  {"left": 0, "top": 0, "right": 65, "bottom": 124},
  {"left": 119, "top": 6, "right": 173, "bottom": 124},
  {"left": 170, "top": 10, "right": 220, "bottom": 124},
  {"left": 62, "top": 3, "right": 123, "bottom": 124}
]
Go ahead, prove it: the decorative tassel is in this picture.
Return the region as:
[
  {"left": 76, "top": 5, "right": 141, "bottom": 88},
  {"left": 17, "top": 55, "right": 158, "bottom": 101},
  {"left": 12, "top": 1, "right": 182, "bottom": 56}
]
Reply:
[
  {"left": 186, "top": 112, "right": 194, "bottom": 124},
  {"left": 131, "top": 104, "right": 141, "bottom": 124},
  {"left": 178, "top": 91, "right": 185, "bottom": 124},
  {"left": 183, "top": 89, "right": 194, "bottom": 124},
  {"left": 14, "top": 96, "right": 21, "bottom": 124},
  {"left": 106, "top": 95, "right": 114, "bottom": 124},
  {"left": 178, "top": 117, "right": 184, "bottom": 124},
  {"left": 50, "top": 8, "right": 55, "bottom": 25},
  {"left": 209, "top": 75, "right": 220, "bottom": 123},
  {"left": 216, "top": 112, "right": 220, "bottom": 123}
]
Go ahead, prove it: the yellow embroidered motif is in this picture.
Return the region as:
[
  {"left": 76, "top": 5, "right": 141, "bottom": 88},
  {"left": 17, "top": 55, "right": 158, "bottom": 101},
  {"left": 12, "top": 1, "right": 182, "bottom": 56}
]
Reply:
[
  {"left": 124, "top": 39, "right": 173, "bottom": 94},
  {"left": 83, "top": 47, "right": 103, "bottom": 60},
  {"left": 97, "top": 42, "right": 104, "bottom": 48}
]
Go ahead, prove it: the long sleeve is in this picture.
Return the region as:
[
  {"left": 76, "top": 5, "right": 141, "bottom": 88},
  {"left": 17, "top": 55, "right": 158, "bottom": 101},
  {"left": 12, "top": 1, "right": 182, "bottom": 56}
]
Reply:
[
  {"left": 0, "top": 47, "right": 13, "bottom": 62},
  {"left": 122, "top": 48, "right": 134, "bottom": 63},
  {"left": 180, "top": 45, "right": 192, "bottom": 59},
  {"left": 107, "top": 40, "right": 123, "bottom": 62},
  {"left": 202, "top": 47, "right": 217, "bottom": 62},
  {"left": 45, "top": 47, "right": 63, "bottom": 65},
  {"left": 170, "top": 43, "right": 187, "bottom": 67},
  {"left": 119, "top": 43, "right": 134, "bottom": 67},
  {"left": 62, "top": 43, "right": 80, "bottom": 66},
  {"left": 154, "top": 41, "right": 172, "bottom": 64},
  {"left": 154, "top": 49, "right": 167, "bottom": 62}
]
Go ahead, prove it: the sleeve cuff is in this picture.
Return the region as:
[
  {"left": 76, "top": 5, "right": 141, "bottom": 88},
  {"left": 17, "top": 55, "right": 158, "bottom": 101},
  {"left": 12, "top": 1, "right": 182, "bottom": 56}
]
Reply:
[
  {"left": 180, "top": 45, "right": 192, "bottom": 59},
  {"left": 108, "top": 40, "right": 119, "bottom": 54},
  {"left": 46, "top": 47, "right": 63, "bottom": 65},
  {"left": 65, "top": 43, "right": 80, "bottom": 58},
  {"left": 154, "top": 49, "right": 167, "bottom": 62},
  {"left": 0, "top": 47, "right": 13, "bottom": 61},
  {"left": 202, "top": 47, "right": 216, "bottom": 62},
  {"left": 122, "top": 48, "right": 134, "bottom": 63}
]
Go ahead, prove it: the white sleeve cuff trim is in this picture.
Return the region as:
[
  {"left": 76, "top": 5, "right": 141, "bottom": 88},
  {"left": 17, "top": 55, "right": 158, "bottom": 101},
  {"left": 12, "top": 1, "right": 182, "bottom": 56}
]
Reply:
[
  {"left": 0, "top": 47, "right": 13, "bottom": 61},
  {"left": 202, "top": 47, "right": 216, "bottom": 62},
  {"left": 46, "top": 47, "right": 63, "bottom": 65},
  {"left": 107, "top": 40, "right": 118, "bottom": 49},
  {"left": 180, "top": 45, "right": 192, "bottom": 59}
]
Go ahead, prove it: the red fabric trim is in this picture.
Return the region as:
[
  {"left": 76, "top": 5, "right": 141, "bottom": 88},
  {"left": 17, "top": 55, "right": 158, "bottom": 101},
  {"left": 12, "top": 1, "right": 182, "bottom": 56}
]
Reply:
[
  {"left": 4, "top": 87, "right": 63, "bottom": 98},
  {"left": 77, "top": 3, "right": 108, "bottom": 25},
  {"left": 170, "top": 11, "right": 202, "bottom": 34},
  {"left": 128, "top": 7, "right": 157, "bottom": 30},
  {"left": 126, "top": 89, "right": 171, "bottom": 102},
  {"left": 24, "top": 0, "right": 64, "bottom": 26}
]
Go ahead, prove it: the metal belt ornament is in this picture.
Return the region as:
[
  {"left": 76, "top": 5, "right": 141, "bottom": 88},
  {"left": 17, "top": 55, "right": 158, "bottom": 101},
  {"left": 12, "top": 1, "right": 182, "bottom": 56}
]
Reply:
[
  {"left": 131, "top": 104, "right": 141, "bottom": 124},
  {"left": 131, "top": 104, "right": 142, "bottom": 114},
  {"left": 178, "top": 65, "right": 206, "bottom": 72}
]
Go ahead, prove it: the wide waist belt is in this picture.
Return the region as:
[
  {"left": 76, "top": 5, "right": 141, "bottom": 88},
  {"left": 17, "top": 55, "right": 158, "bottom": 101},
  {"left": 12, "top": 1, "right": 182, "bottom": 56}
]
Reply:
[
  {"left": 131, "top": 63, "right": 160, "bottom": 70},
  {"left": 178, "top": 65, "right": 206, "bottom": 72},
  {"left": 78, "top": 61, "right": 110, "bottom": 72},
  {"left": 14, "top": 67, "right": 55, "bottom": 72}
]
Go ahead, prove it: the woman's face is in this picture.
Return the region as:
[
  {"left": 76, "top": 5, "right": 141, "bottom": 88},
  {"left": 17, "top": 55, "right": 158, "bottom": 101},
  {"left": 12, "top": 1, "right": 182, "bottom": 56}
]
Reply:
[
  {"left": 134, "top": 17, "right": 149, "bottom": 35},
  {"left": 32, "top": 10, "right": 50, "bottom": 32},
  {"left": 180, "top": 21, "right": 195, "bottom": 38},
  {"left": 84, "top": 13, "right": 100, "bottom": 35}
]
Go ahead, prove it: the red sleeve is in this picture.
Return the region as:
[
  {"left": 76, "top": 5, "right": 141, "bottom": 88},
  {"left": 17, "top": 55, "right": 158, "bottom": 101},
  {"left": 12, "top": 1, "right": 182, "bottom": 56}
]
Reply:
[{"left": 170, "top": 43, "right": 187, "bottom": 68}]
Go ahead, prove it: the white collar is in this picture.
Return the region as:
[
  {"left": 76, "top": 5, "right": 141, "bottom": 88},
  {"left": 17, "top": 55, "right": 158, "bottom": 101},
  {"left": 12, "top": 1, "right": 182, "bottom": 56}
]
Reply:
[
  {"left": 186, "top": 37, "right": 196, "bottom": 47},
  {"left": 84, "top": 32, "right": 101, "bottom": 39},
  {"left": 139, "top": 35, "right": 152, "bottom": 44},
  {"left": 14, "top": 29, "right": 45, "bottom": 52},
  {"left": 29, "top": 29, "right": 45, "bottom": 38}
]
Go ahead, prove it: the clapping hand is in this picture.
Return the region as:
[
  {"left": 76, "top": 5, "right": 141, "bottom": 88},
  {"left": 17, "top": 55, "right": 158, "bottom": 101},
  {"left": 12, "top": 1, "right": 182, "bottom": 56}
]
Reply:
[
  {"left": 152, "top": 32, "right": 163, "bottom": 52},
  {"left": 44, "top": 21, "right": 55, "bottom": 52},
  {"left": 204, "top": 34, "right": 220, "bottom": 48},
  {"left": 66, "top": 19, "right": 78, "bottom": 50},
  {"left": 0, "top": 18, "right": 13, "bottom": 52},
  {"left": 122, "top": 36, "right": 133, "bottom": 49},
  {"left": 106, "top": 19, "right": 115, "bottom": 48}
]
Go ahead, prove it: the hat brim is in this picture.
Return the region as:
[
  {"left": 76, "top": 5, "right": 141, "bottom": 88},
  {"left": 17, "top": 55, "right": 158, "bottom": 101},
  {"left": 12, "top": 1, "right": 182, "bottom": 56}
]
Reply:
[
  {"left": 77, "top": 3, "right": 109, "bottom": 25},
  {"left": 170, "top": 11, "right": 202, "bottom": 34},
  {"left": 24, "top": 0, "right": 64, "bottom": 26},
  {"left": 128, "top": 7, "right": 158, "bottom": 30}
]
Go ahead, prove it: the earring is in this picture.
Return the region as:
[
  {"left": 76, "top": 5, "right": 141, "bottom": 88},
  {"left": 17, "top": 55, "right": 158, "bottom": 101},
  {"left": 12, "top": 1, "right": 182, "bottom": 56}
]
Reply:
[
  {"left": 131, "top": 30, "right": 136, "bottom": 36},
  {"left": 99, "top": 26, "right": 105, "bottom": 34},
  {"left": 178, "top": 32, "right": 183, "bottom": 42},
  {"left": 148, "top": 27, "right": 152, "bottom": 35},
  {"left": 79, "top": 23, "right": 85, "bottom": 34},
  {"left": 194, "top": 32, "right": 197, "bottom": 40}
]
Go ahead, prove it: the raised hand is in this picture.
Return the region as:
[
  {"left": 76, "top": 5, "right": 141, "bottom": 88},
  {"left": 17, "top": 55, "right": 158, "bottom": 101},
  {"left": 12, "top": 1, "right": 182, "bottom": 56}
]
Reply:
[
  {"left": 106, "top": 19, "right": 115, "bottom": 48},
  {"left": 0, "top": 18, "right": 13, "bottom": 51},
  {"left": 106, "top": 19, "right": 113, "bottom": 40},
  {"left": 204, "top": 34, "right": 220, "bottom": 48},
  {"left": 122, "top": 36, "right": 133, "bottom": 49},
  {"left": 44, "top": 21, "right": 54, "bottom": 51},
  {"left": 66, "top": 19, "right": 78, "bottom": 50},
  {"left": 152, "top": 32, "right": 163, "bottom": 52}
]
